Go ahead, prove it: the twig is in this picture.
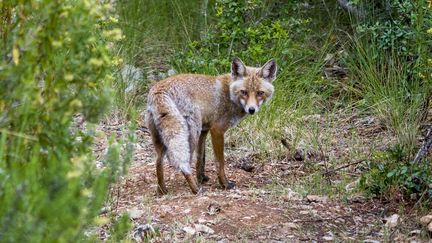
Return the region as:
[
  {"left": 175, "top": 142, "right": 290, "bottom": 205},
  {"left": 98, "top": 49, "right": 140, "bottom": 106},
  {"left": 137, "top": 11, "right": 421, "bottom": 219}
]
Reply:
[
  {"left": 413, "top": 127, "right": 432, "bottom": 163},
  {"left": 322, "top": 160, "right": 365, "bottom": 176}
]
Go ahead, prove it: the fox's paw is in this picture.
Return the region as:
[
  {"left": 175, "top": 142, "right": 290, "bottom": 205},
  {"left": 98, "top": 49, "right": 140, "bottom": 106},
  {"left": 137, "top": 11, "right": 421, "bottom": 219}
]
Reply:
[{"left": 198, "top": 175, "right": 210, "bottom": 184}]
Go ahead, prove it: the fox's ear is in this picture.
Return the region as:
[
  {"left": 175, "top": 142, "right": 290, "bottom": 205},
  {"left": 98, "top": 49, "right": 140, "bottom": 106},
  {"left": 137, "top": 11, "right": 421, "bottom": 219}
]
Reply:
[
  {"left": 259, "top": 59, "right": 277, "bottom": 82},
  {"left": 231, "top": 57, "right": 246, "bottom": 80}
]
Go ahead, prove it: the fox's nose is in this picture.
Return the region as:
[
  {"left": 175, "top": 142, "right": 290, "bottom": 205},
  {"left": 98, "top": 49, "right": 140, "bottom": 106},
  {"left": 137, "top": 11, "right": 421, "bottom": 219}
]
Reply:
[{"left": 248, "top": 107, "right": 255, "bottom": 114}]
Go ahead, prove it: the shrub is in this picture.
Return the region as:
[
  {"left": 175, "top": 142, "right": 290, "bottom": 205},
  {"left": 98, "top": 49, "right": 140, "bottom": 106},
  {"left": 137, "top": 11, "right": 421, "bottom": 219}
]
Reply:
[
  {"left": 172, "top": 0, "right": 312, "bottom": 74},
  {"left": 359, "top": 146, "right": 432, "bottom": 201},
  {"left": 0, "top": 1, "right": 130, "bottom": 241}
]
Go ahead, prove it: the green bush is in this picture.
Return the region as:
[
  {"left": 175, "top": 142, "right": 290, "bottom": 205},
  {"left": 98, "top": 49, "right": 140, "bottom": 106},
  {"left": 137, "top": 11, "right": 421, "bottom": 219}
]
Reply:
[
  {"left": 355, "top": 0, "right": 432, "bottom": 61},
  {"left": 0, "top": 1, "right": 130, "bottom": 241},
  {"left": 348, "top": 0, "right": 432, "bottom": 201},
  {"left": 359, "top": 146, "right": 432, "bottom": 201},
  {"left": 172, "top": 0, "right": 312, "bottom": 74}
]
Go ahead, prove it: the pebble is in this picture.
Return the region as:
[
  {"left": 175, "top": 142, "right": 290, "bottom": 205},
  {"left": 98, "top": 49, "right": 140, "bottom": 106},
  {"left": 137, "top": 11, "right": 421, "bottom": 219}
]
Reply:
[{"left": 384, "top": 214, "right": 399, "bottom": 228}]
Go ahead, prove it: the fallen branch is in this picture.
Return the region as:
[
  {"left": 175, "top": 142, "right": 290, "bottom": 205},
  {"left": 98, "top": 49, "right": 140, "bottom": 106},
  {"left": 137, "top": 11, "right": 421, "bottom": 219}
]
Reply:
[
  {"left": 413, "top": 127, "right": 432, "bottom": 163},
  {"left": 322, "top": 160, "right": 365, "bottom": 176}
]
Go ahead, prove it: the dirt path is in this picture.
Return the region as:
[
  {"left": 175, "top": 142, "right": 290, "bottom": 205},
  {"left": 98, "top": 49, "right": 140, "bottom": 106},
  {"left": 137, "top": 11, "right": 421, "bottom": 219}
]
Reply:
[{"left": 94, "top": 117, "right": 424, "bottom": 242}]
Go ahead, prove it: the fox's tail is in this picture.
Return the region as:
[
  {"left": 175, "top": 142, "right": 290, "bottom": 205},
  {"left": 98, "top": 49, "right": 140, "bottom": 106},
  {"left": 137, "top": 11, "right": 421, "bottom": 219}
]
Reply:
[{"left": 146, "top": 93, "right": 193, "bottom": 174}]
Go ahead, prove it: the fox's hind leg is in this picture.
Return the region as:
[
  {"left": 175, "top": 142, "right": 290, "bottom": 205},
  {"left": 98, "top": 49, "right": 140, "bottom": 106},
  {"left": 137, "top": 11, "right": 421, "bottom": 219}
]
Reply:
[
  {"left": 155, "top": 144, "right": 168, "bottom": 195},
  {"left": 148, "top": 116, "right": 168, "bottom": 195},
  {"left": 196, "top": 130, "right": 209, "bottom": 184}
]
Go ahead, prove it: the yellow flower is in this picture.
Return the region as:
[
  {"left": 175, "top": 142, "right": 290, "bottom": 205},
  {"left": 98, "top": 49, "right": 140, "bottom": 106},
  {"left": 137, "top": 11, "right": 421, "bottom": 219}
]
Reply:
[
  {"left": 66, "top": 170, "right": 81, "bottom": 179},
  {"left": 94, "top": 216, "right": 110, "bottom": 226},
  {"left": 109, "top": 16, "right": 119, "bottom": 23},
  {"left": 81, "top": 188, "right": 93, "bottom": 197},
  {"left": 111, "top": 57, "right": 123, "bottom": 66},
  {"left": 12, "top": 45, "right": 19, "bottom": 65},
  {"left": 70, "top": 99, "right": 82, "bottom": 109},
  {"left": 103, "top": 28, "right": 124, "bottom": 41},
  {"left": 427, "top": 28, "right": 432, "bottom": 34},
  {"left": 88, "top": 58, "right": 104, "bottom": 67},
  {"left": 52, "top": 40, "right": 62, "bottom": 47},
  {"left": 64, "top": 73, "right": 74, "bottom": 81}
]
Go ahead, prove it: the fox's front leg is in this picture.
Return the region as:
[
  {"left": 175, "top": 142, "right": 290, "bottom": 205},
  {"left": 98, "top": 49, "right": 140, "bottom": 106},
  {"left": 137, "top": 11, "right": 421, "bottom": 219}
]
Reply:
[{"left": 210, "top": 128, "right": 235, "bottom": 189}]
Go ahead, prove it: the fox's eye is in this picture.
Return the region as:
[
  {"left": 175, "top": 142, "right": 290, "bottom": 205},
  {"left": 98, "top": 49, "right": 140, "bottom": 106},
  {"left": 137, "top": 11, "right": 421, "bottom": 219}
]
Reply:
[
  {"left": 257, "top": 91, "right": 265, "bottom": 97},
  {"left": 240, "top": 90, "right": 248, "bottom": 96}
]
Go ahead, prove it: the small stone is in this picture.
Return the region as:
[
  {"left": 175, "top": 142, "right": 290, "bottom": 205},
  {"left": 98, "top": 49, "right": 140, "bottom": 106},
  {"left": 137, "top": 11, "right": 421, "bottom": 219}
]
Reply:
[
  {"left": 194, "top": 224, "right": 215, "bottom": 234},
  {"left": 133, "top": 224, "right": 155, "bottom": 242},
  {"left": 428, "top": 222, "right": 432, "bottom": 232},
  {"left": 323, "top": 235, "right": 333, "bottom": 241},
  {"left": 197, "top": 218, "right": 207, "bottom": 224},
  {"left": 281, "top": 188, "right": 302, "bottom": 201},
  {"left": 306, "top": 195, "right": 329, "bottom": 203},
  {"left": 183, "top": 226, "right": 196, "bottom": 236},
  {"left": 293, "top": 149, "right": 305, "bottom": 161},
  {"left": 207, "top": 203, "right": 221, "bottom": 215},
  {"left": 283, "top": 222, "right": 299, "bottom": 230},
  {"left": 167, "top": 68, "right": 177, "bottom": 76},
  {"left": 322, "top": 231, "right": 334, "bottom": 241},
  {"left": 127, "top": 208, "right": 144, "bottom": 219},
  {"left": 420, "top": 215, "right": 432, "bottom": 226},
  {"left": 183, "top": 208, "right": 191, "bottom": 214},
  {"left": 384, "top": 214, "right": 399, "bottom": 228},
  {"left": 363, "top": 240, "right": 380, "bottom": 243},
  {"left": 239, "top": 161, "right": 255, "bottom": 172}
]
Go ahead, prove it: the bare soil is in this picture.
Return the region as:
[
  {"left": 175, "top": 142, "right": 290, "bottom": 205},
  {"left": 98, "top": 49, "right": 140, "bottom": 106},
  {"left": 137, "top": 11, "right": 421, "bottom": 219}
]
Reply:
[{"left": 94, "top": 114, "right": 429, "bottom": 242}]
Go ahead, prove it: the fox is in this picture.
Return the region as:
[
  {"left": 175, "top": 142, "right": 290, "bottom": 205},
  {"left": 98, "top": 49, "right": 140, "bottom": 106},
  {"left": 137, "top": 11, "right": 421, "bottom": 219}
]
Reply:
[{"left": 145, "top": 57, "right": 277, "bottom": 194}]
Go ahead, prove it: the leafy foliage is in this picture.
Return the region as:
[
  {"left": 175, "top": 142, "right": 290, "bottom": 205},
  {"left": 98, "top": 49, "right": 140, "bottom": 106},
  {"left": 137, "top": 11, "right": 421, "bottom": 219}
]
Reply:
[
  {"left": 0, "top": 1, "right": 131, "bottom": 241},
  {"left": 360, "top": 146, "right": 432, "bottom": 200},
  {"left": 172, "top": 0, "right": 312, "bottom": 74}
]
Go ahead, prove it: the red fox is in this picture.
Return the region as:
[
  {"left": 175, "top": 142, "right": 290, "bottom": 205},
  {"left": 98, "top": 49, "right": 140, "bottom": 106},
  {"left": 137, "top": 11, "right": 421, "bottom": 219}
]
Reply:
[{"left": 146, "top": 58, "right": 277, "bottom": 194}]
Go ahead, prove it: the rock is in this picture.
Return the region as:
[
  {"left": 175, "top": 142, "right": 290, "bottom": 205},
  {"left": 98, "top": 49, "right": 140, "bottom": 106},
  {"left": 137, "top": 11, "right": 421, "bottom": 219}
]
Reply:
[
  {"left": 293, "top": 148, "right": 305, "bottom": 161},
  {"left": 133, "top": 224, "right": 155, "bottom": 242},
  {"left": 420, "top": 215, "right": 432, "bottom": 226},
  {"left": 239, "top": 160, "right": 255, "bottom": 172},
  {"left": 183, "top": 208, "right": 191, "bottom": 214},
  {"left": 384, "top": 214, "right": 399, "bottom": 228},
  {"left": 167, "top": 68, "right": 177, "bottom": 76},
  {"left": 183, "top": 226, "right": 196, "bottom": 236},
  {"left": 345, "top": 179, "right": 359, "bottom": 192},
  {"left": 322, "top": 231, "right": 334, "bottom": 241},
  {"left": 363, "top": 240, "right": 380, "bottom": 243},
  {"left": 121, "top": 64, "right": 143, "bottom": 93},
  {"left": 127, "top": 208, "right": 144, "bottom": 219},
  {"left": 197, "top": 218, "right": 207, "bottom": 224},
  {"left": 283, "top": 222, "right": 299, "bottom": 230},
  {"left": 282, "top": 188, "right": 302, "bottom": 201},
  {"left": 306, "top": 195, "right": 329, "bottom": 203},
  {"left": 428, "top": 222, "right": 432, "bottom": 232},
  {"left": 207, "top": 203, "right": 221, "bottom": 215},
  {"left": 194, "top": 224, "right": 215, "bottom": 234}
]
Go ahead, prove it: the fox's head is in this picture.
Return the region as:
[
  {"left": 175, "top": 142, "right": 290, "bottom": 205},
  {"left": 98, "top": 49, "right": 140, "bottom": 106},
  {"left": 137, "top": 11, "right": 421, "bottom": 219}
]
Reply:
[{"left": 229, "top": 57, "right": 277, "bottom": 114}]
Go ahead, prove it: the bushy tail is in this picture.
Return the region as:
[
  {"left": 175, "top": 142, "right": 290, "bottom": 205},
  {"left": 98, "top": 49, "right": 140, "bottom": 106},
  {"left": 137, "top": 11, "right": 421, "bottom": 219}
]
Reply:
[{"left": 147, "top": 93, "right": 192, "bottom": 174}]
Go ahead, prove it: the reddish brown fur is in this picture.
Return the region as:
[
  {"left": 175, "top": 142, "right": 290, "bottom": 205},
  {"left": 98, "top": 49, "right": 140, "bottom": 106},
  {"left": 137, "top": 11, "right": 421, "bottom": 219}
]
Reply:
[{"left": 146, "top": 58, "right": 276, "bottom": 194}]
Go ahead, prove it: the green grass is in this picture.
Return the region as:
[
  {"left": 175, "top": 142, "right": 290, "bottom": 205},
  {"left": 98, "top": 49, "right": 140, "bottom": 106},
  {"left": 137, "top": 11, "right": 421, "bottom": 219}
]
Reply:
[{"left": 114, "top": 0, "right": 431, "bottom": 202}]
